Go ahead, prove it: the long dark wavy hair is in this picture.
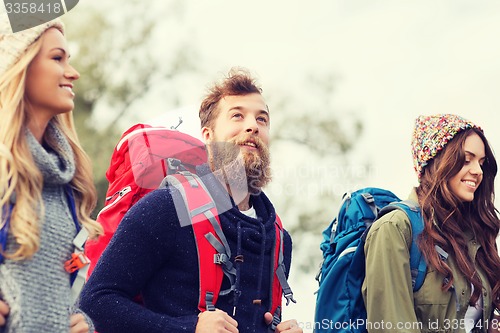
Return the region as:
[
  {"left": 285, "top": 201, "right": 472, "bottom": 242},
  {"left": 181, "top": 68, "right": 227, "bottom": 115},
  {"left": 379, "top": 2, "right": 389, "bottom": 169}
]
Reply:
[{"left": 416, "top": 128, "right": 500, "bottom": 309}]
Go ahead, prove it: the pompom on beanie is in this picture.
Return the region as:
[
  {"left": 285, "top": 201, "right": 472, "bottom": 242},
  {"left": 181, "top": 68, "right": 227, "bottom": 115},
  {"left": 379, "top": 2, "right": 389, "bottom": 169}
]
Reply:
[{"left": 411, "top": 114, "right": 481, "bottom": 179}]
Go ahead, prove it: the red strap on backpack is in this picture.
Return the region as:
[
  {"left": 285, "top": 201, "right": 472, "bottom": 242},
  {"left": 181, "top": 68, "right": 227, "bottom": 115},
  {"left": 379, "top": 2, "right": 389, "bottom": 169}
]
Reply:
[
  {"left": 168, "top": 172, "right": 225, "bottom": 311},
  {"left": 271, "top": 216, "right": 284, "bottom": 315},
  {"left": 165, "top": 172, "right": 295, "bottom": 320}
]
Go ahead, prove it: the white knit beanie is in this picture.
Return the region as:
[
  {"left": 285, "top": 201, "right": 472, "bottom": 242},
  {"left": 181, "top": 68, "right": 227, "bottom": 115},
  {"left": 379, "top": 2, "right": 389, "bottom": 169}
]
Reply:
[{"left": 0, "top": 13, "right": 64, "bottom": 78}]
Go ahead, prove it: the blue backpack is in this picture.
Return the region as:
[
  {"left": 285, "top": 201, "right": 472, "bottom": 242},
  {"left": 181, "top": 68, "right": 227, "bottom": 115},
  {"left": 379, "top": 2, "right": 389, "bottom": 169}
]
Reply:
[{"left": 314, "top": 188, "right": 426, "bottom": 333}]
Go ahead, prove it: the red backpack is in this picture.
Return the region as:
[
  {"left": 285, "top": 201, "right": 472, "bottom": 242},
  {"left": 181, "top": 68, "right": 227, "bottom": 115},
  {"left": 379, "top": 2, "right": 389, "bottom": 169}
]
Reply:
[
  {"left": 85, "top": 123, "right": 207, "bottom": 275},
  {"left": 85, "top": 123, "right": 294, "bottom": 328}
]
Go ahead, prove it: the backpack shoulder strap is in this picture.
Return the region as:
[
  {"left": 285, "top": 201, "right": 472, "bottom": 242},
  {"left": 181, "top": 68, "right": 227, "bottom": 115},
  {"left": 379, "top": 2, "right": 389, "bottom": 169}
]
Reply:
[
  {"left": 0, "top": 192, "right": 16, "bottom": 264},
  {"left": 63, "top": 185, "right": 91, "bottom": 303},
  {"left": 162, "top": 174, "right": 295, "bottom": 319},
  {"left": 377, "top": 200, "right": 427, "bottom": 291},
  {"left": 163, "top": 172, "right": 235, "bottom": 312},
  {"left": 269, "top": 215, "right": 296, "bottom": 332}
]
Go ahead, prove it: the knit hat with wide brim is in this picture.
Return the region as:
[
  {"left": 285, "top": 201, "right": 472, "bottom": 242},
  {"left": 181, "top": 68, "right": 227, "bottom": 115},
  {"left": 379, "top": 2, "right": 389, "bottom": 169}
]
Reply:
[
  {"left": 411, "top": 114, "right": 482, "bottom": 179},
  {"left": 0, "top": 13, "right": 64, "bottom": 79}
]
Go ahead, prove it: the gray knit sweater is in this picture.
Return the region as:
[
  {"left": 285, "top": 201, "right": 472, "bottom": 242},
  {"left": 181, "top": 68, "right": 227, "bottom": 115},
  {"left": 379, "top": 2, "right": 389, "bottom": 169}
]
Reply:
[{"left": 0, "top": 122, "right": 94, "bottom": 332}]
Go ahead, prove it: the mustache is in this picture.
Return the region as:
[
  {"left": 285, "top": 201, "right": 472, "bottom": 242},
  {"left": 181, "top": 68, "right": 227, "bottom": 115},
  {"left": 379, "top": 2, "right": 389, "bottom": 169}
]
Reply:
[{"left": 230, "top": 135, "right": 266, "bottom": 150}]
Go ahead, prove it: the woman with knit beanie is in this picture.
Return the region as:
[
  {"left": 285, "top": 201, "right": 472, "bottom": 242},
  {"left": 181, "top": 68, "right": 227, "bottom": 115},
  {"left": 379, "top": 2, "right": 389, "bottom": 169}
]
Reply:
[
  {"left": 0, "top": 15, "right": 103, "bottom": 333},
  {"left": 362, "top": 114, "right": 500, "bottom": 333}
]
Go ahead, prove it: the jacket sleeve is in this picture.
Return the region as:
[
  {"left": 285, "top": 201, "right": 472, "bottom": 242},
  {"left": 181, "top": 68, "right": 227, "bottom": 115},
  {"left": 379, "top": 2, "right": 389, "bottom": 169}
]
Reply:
[
  {"left": 362, "top": 210, "right": 421, "bottom": 333},
  {"left": 79, "top": 189, "right": 198, "bottom": 333}
]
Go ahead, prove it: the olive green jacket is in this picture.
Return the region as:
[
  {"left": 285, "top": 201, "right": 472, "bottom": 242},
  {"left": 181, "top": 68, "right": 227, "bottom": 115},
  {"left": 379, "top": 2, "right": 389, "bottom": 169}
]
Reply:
[{"left": 362, "top": 191, "right": 493, "bottom": 333}]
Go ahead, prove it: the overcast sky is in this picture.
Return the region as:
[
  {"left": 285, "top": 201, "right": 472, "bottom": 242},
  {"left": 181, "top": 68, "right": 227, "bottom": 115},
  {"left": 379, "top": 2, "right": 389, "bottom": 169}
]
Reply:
[
  {"left": 88, "top": 0, "right": 500, "bottom": 199},
  {"left": 182, "top": 0, "right": 500, "bottom": 195},
  {"left": 5, "top": 0, "right": 500, "bottom": 330}
]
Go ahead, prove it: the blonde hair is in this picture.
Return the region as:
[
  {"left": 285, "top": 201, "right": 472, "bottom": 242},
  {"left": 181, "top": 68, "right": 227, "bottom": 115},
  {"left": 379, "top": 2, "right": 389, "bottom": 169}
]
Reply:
[{"left": 0, "top": 30, "right": 103, "bottom": 260}]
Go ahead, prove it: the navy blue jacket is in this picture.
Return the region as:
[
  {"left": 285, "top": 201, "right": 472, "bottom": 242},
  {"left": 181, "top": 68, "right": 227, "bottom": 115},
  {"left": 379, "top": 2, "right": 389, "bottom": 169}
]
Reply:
[{"left": 80, "top": 164, "right": 293, "bottom": 333}]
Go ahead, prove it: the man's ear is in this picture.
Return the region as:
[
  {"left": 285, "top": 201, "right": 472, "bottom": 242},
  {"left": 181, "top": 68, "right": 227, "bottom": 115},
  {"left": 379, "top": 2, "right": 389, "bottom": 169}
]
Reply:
[{"left": 201, "top": 126, "right": 213, "bottom": 143}]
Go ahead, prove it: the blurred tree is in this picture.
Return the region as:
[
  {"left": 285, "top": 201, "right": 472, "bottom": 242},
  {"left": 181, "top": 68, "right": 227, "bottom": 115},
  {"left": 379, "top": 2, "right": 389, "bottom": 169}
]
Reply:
[
  {"left": 63, "top": 0, "right": 201, "bottom": 216},
  {"left": 266, "top": 72, "right": 365, "bottom": 273},
  {"left": 271, "top": 72, "right": 362, "bottom": 155}
]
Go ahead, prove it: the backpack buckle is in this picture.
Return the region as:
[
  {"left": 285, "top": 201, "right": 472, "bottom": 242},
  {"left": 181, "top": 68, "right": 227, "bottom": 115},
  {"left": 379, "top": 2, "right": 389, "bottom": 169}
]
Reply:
[
  {"left": 64, "top": 252, "right": 90, "bottom": 273},
  {"left": 167, "top": 158, "right": 182, "bottom": 173},
  {"left": 205, "top": 291, "right": 216, "bottom": 311},
  {"left": 283, "top": 290, "right": 297, "bottom": 306},
  {"left": 270, "top": 306, "right": 282, "bottom": 331},
  {"left": 214, "top": 253, "right": 228, "bottom": 265},
  {"left": 361, "top": 193, "right": 374, "bottom": 204}
]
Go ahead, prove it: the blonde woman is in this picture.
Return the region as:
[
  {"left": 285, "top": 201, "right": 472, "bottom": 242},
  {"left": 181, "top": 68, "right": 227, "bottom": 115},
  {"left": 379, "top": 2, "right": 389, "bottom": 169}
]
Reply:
[{"left": 0, "top": 16, "right": 103, "bottom": 332}]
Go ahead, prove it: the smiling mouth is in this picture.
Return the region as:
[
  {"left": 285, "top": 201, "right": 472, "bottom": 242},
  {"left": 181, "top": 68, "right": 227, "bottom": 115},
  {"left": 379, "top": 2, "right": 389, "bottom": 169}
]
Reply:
[
  {"left": 463, "top": 180, "right": 477, "bottom": 188},
  {"left": 60, "top": 85, "right": 73, "bottom": 92},
  {"left": 240, "top": 141, "right": 257, "bottom": 149}
]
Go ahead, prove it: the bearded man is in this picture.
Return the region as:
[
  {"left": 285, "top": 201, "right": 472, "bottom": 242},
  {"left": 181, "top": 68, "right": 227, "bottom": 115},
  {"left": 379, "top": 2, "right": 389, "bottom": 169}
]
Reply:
[{"left": 80, "top": 68, "right": 302, "bottom": 333}]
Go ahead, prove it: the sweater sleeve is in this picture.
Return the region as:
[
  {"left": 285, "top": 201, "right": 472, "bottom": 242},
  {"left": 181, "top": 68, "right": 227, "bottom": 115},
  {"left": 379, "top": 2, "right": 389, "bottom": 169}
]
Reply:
[
  {"left": 79, "top": 189, "right": 198, "bottom": 333},
  {"left": 361, "top": 210, "right": 421, "bottom": 333},
  {"left": 69, "top": 307, "right": 95, "bottom": 333}
]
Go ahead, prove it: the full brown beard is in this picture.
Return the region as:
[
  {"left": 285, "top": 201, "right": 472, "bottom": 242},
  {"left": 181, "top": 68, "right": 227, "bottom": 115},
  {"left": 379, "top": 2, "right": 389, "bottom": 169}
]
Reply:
[{"left": 208, "top": 135, "right": 272, "bottom": 195}]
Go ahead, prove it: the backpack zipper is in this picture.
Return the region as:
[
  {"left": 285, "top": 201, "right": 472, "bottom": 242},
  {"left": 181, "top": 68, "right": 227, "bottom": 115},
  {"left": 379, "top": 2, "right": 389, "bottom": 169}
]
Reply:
[{"left": 97, "top": 186, "right": 132, "bottom": 217}]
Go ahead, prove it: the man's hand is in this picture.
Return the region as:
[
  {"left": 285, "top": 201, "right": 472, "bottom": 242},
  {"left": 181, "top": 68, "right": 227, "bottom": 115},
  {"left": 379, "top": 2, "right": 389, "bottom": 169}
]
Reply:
[
  {"left": 0, "top": 300, "right": 9, "bottom": 326},
  {"left": 69, "top": 313, "right": 90, "bottom": 333},
  {"left": 196, "top": 309, "right": 238, "bottom": 333},
  {"left": 264, "top": 312, "right": 302, "bottom": 333}
]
